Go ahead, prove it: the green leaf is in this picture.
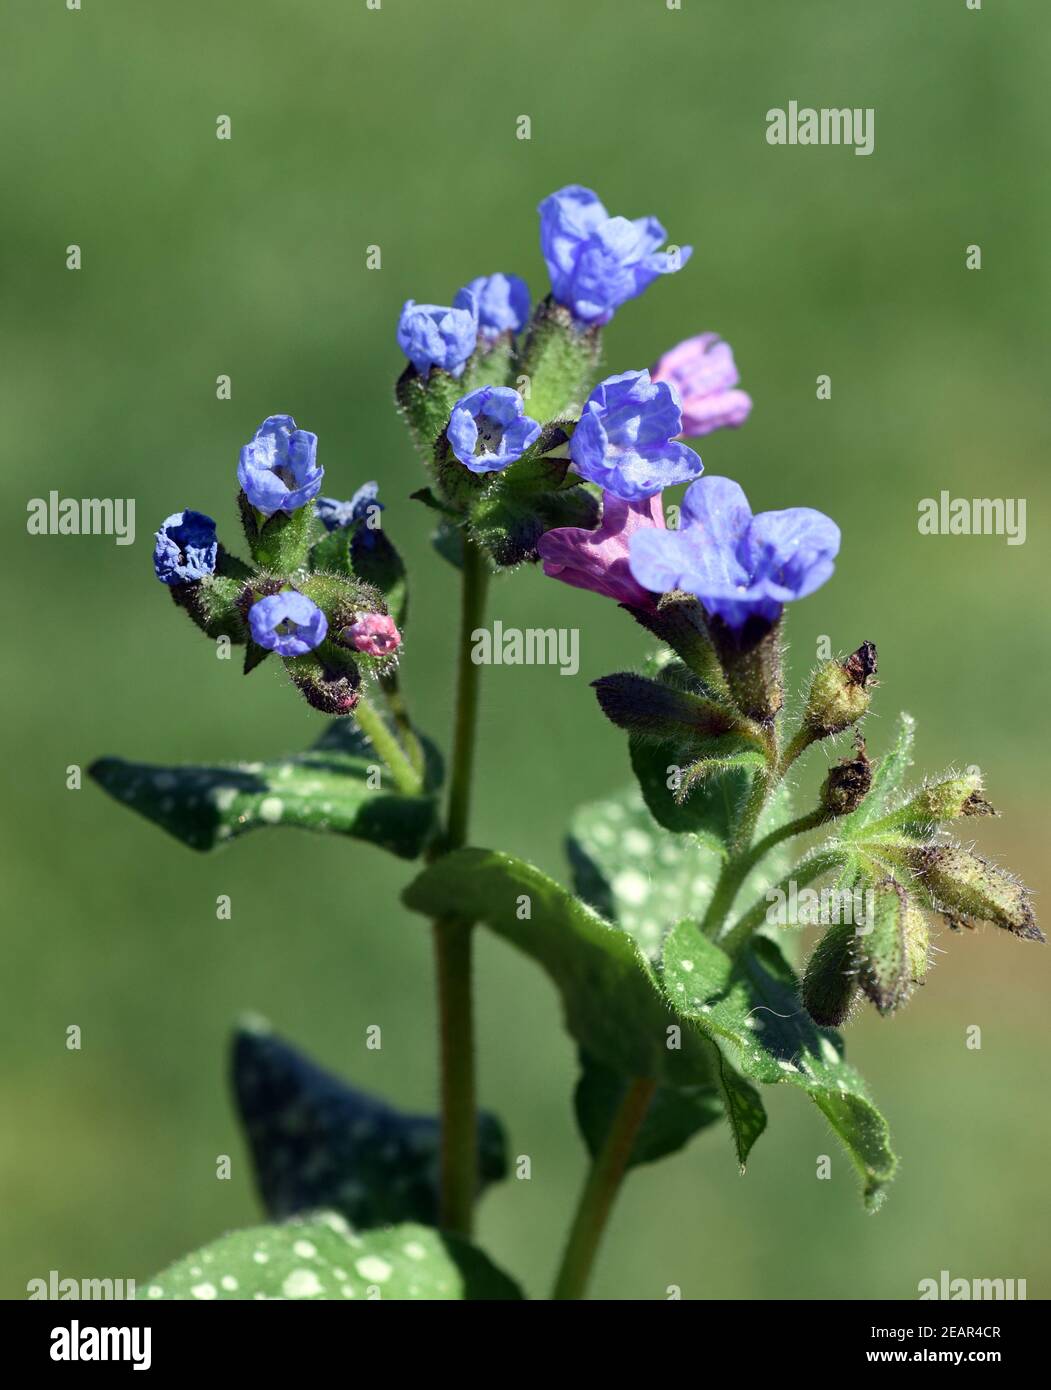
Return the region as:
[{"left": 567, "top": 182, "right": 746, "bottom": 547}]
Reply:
[
  {"left": 233, "top": 1023, "right": 507, "bottom": 1228},
  {"left": 90, "top": 716, "right": 440, "bottom": 859},
  {"left": 661, "top": 926, "right": 897, "bottom": 1208},
  {"left": 567, "top": 782, "right": 722, "bottom": 964},
  {"left": 630, "top": 736, "right": 744, "bottom": 846},
  {"left": 139, "top": 1212, "right": 523, "bottom": 1301},
  {"left": 629, "top": 735, "right": 762, "bottom": 849},
  {"left": 574, "top": 1051, "right": 724, "bottom": 1170},
  {"left": 840, "top": 712, "right": 916, "bottom": 837},
  {"left": 713, "top": 1049, "right": 768, "bottom": 1168},
  {"left": 403, "top": 848, "right": 716, "bottom": 1087},
  {"left": 566, "top": 783, "right": 772, "bottom": 1168}
]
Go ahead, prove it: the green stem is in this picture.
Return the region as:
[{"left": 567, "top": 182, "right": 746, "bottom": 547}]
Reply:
[
  {"left": 443, "top": 536, "right": 490, "bottom": 853},
  {"left": 379, "top": 670, "right": 425, "bottom": 777},
  {"left": 719, "top": 849, "right": 847, "bottom": 958},
  {"left": 433, "top": 915, "right": 476, "bottom": 1235},
  {"left": 353, "top": 695, "right": 423, "bottom": 796},
  {"left": 778, "top": 725, "right": 815, "bottom": 778},
  {"left": 551, "top": 1077, "right": 657, "bottom": 1301},
  {"left": 700, "top": 803, "right": 827, "bottom": 940},
  {"left": 432, "top": 534, "right": 490, "bottom": 1236}
]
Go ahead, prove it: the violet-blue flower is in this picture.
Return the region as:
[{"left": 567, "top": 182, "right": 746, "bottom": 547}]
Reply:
[
  {"left": 248, "top": 592, "right": 328, "bottom": 657},
  {"left": 397, "top": 292, "right": 478, "bottom": 378},
  {"left": 237, "top": 415, "right": 323, "bottom": 518},
  {"left": 153, "top": 509, "right": 218, "bottom": 585},
  {"left": 629, "top": 476, "right": 841, "bottom": 628},
  {"left": 315, "top": 482, "right": 383, "bottom": 533},
  {"left": 459, "top": 273, "right": 530, "bottom": 338},
  {"left": 538, "top": 185, "right": 692, "bottom": 326},
  {"left": 569, "top": 370, "right": 702, "bottom": 502},
  {"left": 447, "top": 386, "right": 542, "bottom": 474}
]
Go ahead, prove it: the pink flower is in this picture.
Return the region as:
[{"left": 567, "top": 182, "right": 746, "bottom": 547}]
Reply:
[
  {"left": 537, "top": 491, "right": 665, "bottom": 607},
  {"left": 343, "top": 612, "right": 402, "bottom": 656},
  {"left": 651, "top": 333, "right": 752, "bottom": 438}
]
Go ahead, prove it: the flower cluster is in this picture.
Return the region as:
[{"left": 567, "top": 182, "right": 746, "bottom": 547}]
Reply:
[
  {"left": 152, "top": 414, "right": 401, "bottom": 713},
  {"left": 108, "top": 178, "right": 1041, "bottom": 1306}
]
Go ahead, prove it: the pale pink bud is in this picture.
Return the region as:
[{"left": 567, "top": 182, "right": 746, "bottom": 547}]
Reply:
[
  {"left": 651, "top": 333, "right": 753, "bottom": 438},
  {"left": 343, "top": 612, "right": 402, "bottom": 656}
]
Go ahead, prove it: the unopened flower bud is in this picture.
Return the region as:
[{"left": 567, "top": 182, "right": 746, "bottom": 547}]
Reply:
[
  {"left": 592, "top": 672, "right": 741, "bottom": 741},
  {"left": 705, "top": 613, "right": 784, "bottom": 723},
  {"left": 892, "top": 844, "right": 1043, "bottom": 942},
  {"left": 804, "top": 641, "right": 877, "bottom": 738},
  {"left": 883, "top": 773, "right": 995, "bottom": 832},
  {"left": 801, "top": 922, "right": 858, "bottom": 1027},
  {"left": 820, "top": 738, "right": 873, "bottom": 818},
  {"left": 286, "top": 651, "right": 361, "bottom": 715},
  {"left": 855, "top": 880, "right": 928, "bottom": 1016},
  {"left": 342, "top": 612, "right": 402, "bottom": 657}
]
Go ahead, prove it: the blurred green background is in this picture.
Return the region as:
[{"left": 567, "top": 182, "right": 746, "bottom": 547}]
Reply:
[{"left": 3, "top": 0, "right": 1048, "bottom": 1300}]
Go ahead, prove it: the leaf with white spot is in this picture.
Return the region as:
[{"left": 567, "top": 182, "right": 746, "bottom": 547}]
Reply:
[
  {"left": 567, "top": 783, "right": 722, "bottom": 964},
  {"left": 567, "top": 787, "right": 765, "bottom": 1168},
  {"left": 89, "top": 715, "right": 441, "bottom": 860},
  {"left": 139, "top": 1213, "right": 522, "bottom": 1301},
  {"left": 403, "top": 849, "right": 717, "bottom": 1087},
  {"left": 661, "top": 926, "right": 897, "bottom": 1208},
  {"left": 233, "top": 1023, "right": 507, "bottom": 1228}
]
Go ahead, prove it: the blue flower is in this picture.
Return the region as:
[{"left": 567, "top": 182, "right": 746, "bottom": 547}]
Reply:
[
  {"left": 447, "top": 386, "right": 542, "bottom": 474},
  {"left": 629, "top": 476, "right": 841, "bottom": 628},
  {"left": 459, "top": 273, "right": 530, "bottom": 338},
  {"left": 315, "top": 482, "right": 383, "bottom": 533},
  {"left": 237, "top": 415, "right": 323, "bottom": 518},
  {"left": 248, "top": 592, "right": 328, "bottom": 657},
  {"left": 538, "top": 185, "right": 692, "bottom": 325},
  {"left": 397, "top": 292, "right": 478, "bottom": 377},
  {"left": 569, "top": 370, "right": 702, "bottom": 501},
  {"left": 153, "top": 510, "right": 218, "bottom": 585}
]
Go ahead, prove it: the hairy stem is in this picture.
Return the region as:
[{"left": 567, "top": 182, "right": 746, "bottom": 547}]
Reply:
[
  {"left": 700, "top": 803, "right": 828, "bottom": 941},
  {"left": 432, "top": 533, "right": 490, "bottom": 1235},
  {"left": 551, "top": 1077, "right": 657, "bottom": 1301},
  {"left": 353, "top": 695, "right": 423, "bottom": 796},
  {"left": 719, "top": 849, "right": 847, "bottom": 958}
]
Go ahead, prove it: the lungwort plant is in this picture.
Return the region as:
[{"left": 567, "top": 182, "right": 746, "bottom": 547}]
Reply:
[{"left": 92, "top": 183, "right": 1041, "bottom": 1301}]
